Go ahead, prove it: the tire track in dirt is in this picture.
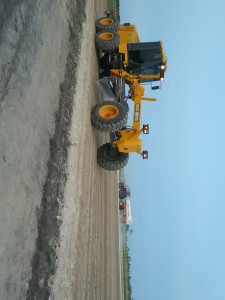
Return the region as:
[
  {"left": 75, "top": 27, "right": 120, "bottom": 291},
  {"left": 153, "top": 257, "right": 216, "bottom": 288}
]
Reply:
[{"left": 51, "top": 1, "right": 122, "bottom": 299}]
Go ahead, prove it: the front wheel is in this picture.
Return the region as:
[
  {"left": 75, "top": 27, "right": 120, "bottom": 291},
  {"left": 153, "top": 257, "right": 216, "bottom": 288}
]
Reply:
[
  {"left": 97, "top": 143, "right": 129, "bottom": 171},
  {"left": 91, "top": 101, "right": 128, "bottom": 132}
]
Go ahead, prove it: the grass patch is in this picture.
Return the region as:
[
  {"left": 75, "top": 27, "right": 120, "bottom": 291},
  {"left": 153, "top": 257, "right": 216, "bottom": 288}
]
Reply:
[
  {"left": 107, "top": 0, "right": 120, "bottom": 17},
  {"left": 121, "top": 223, "right": 133, "bottom": 300},
  {"left": 40, "top": 243, "right": 55, "bottom": 264}
]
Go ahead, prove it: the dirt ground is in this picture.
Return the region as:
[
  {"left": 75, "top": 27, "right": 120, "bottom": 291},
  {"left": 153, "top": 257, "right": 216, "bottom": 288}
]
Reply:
[{"left": 0, "top": 0, "right": 122, "bottom": 299}]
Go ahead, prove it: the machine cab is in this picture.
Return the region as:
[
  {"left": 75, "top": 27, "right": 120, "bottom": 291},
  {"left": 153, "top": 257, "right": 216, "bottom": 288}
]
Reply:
[{"left": 127, "top": 41, "right": 167, "bottom": 87}]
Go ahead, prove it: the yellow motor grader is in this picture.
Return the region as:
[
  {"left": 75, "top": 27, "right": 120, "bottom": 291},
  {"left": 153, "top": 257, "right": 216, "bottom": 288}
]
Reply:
[{"left": 91, "top": 12, "right": 167, "bottom": 171}]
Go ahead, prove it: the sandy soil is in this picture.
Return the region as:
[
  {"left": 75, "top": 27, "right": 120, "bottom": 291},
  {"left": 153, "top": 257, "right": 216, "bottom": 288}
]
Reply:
[
  {"left": 0, "top": 0, "right": 122, "bottom": 299},
  {"left": 51, "top": 1, "right": 122, "bottom": 299}
]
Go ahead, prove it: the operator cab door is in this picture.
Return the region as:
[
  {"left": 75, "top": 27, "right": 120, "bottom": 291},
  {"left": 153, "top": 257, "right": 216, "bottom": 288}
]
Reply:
[{"left": 127, "top": 41, "right": 162, "bottom": 82}]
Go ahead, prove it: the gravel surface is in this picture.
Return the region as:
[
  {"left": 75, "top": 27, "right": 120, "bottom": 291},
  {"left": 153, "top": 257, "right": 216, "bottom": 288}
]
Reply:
[{"left": 0, "top": 0, "right": 122, "bottom": 299}]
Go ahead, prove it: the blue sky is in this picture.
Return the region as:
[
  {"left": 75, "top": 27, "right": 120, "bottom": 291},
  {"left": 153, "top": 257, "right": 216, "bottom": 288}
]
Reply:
[{"left": 120, "top": 0, "right": 225, "bottom": 299}]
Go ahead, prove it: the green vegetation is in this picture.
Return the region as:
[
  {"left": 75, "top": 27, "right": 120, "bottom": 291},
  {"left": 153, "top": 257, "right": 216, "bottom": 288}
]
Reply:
[
  {"left": 107, "top": 0, "right": 120, "bottom": 18},
  {"left": 40, "top": 243, "right": 56, "bottom": 264},
  {"left": 122, "top": 223, "right": 133, "bottom": 300},
  {"left": 120, "top": 168, "right": 134, "bottom": 299}
]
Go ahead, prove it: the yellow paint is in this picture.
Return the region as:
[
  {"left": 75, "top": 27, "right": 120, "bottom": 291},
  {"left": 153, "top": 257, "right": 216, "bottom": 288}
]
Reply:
[
  {"left": 117, "top": 24, "right": 140, "bottom": 64},
  {"left": 100, "top": 17, "right": 114, "bottom": 26},
  {"left": 99, "top": 32, "right": 114, "bottom": 41},
  {"left": 104, "top": 23, "right": 167, "bottom": 157},
  {"left": 99, "top": 104, "right": 119, "bottom": 119},
  {"left": 113, "top": 128, "right": 143, "bottom": 155}
]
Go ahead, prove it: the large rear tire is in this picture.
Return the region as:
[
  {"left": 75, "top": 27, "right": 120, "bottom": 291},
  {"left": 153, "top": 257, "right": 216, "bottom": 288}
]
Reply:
[
  {"left": 91, "top": 101, "right": 127, "bottom": 132},
  {"left": 95, "top": 17, "right": 119, "bottom": 32},
  {"left": 97, "top": 143, "right": 129, "bottom": 171},
  {"left": 95, "top": 30, "right": 120, "bottom": 52},
  {"left": 122, "top": 101, "right": 129, "bottom": 112}
]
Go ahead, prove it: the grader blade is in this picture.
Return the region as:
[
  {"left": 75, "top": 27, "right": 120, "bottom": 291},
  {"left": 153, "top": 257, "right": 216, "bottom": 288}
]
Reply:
[{"left": 96, "top": 78, "right": 116, "bottom": 101}]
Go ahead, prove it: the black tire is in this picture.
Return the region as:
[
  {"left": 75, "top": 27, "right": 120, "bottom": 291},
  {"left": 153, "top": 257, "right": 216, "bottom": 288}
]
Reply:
[
  {"left": 95, "top": 17, "right": 119, "bottom": 32},
  {"left": 122, "top": 101, "right": 129, "bottom": 112},
  {"left": 119, "top": 189, "right": 127, "bottom": 199},
  {"left": 97, "top": 143, "right": 129, "bottom": 171},
  {"left": 91, "top": 101, "right": 128, "bottom": 132},
  {"left": 95, "top": 31, "right": 120, "bottom": 52}
]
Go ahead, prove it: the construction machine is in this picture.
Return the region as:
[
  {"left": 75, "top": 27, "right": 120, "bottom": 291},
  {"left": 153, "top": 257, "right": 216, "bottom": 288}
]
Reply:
[
  {"left": 119, "top": 181, "right": 131, "bottom": 199},
  {"left": 91, "top": 12, "right": 167, "bottom": 171}
]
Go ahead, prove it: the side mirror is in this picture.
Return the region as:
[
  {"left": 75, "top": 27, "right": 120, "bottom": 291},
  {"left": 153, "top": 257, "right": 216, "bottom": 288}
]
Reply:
[{"left": 142, "top": 151, "right": 148, "bottom": 159}]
